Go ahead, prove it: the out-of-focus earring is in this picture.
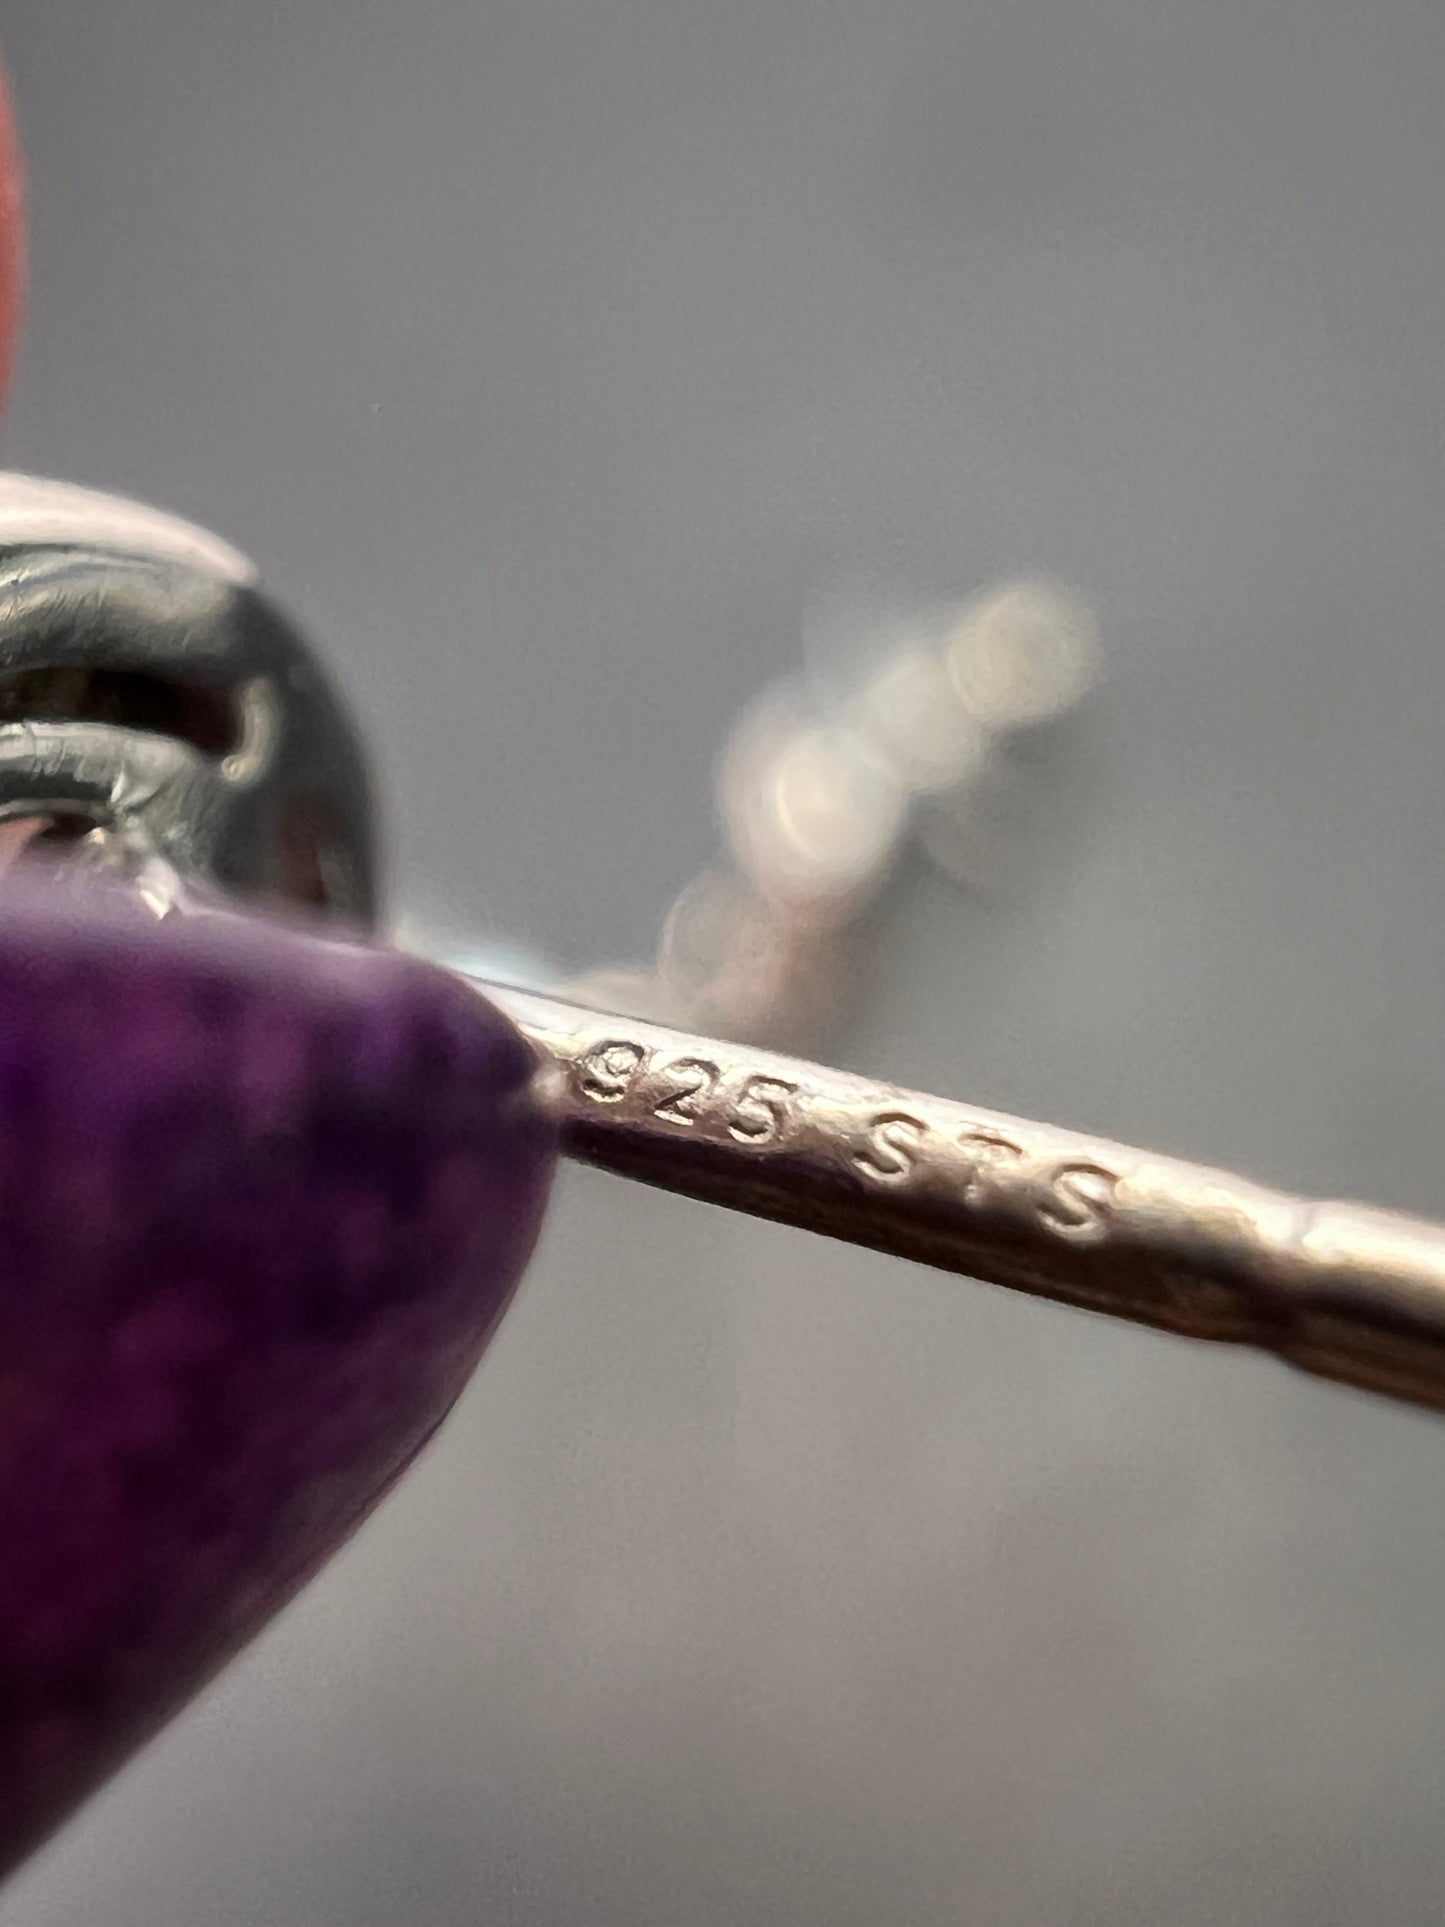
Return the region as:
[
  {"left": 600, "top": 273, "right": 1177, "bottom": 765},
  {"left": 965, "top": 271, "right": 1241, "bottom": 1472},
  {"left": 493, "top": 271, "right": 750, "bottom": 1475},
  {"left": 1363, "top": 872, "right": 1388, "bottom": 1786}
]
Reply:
[{"left": 558, "top": 577, "right": 1099, "bottom": 1052}]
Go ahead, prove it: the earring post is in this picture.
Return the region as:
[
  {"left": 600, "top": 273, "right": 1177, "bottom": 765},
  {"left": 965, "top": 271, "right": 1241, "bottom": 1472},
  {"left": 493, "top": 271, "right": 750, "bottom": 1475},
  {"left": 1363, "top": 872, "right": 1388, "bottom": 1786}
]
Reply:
[{"left": 481, "top": 979, "right": 1445, "bottom": 1418}]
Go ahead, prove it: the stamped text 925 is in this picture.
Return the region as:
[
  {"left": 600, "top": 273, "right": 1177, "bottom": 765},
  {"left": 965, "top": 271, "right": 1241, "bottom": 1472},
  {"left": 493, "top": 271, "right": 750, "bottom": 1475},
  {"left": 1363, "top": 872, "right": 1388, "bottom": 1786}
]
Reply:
[{"left": 573, "top": 1038, "right": 1119, "bottom": 1242}]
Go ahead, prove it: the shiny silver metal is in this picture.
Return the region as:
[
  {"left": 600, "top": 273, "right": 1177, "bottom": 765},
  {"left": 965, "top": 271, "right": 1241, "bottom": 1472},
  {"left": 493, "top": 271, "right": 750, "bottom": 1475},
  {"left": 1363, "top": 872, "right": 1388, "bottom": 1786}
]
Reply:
[
  {"left": 486, "top": 981, "right": 1445, "bottom": 1419},
  {"left": 0, "top": 475, "right": 378, "bottom": 922}
]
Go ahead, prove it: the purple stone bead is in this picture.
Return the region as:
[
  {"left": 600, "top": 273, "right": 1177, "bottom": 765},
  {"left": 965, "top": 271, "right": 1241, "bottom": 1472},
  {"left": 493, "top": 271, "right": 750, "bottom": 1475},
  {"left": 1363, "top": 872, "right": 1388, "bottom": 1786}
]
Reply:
[{"left": 0, "top": 885, "right": 555, "bottom": 1873}]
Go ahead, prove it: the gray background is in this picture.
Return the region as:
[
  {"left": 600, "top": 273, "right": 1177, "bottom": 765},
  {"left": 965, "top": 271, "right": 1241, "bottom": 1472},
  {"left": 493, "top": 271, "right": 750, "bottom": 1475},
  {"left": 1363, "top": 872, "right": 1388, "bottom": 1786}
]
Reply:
[{"left": 5, "top": 2, "right": 1445, "bottom": 1921}]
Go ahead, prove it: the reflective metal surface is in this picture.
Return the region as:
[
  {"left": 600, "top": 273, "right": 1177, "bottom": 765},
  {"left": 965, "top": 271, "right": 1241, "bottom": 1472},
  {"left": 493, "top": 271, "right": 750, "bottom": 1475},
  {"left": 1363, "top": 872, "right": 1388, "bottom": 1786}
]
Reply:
[
  {"left": 0, "top": 475, "right": 378, "bottom": 923},
  {"left": 488, "top": 982, "right": 1445, "bottom": 1418}
]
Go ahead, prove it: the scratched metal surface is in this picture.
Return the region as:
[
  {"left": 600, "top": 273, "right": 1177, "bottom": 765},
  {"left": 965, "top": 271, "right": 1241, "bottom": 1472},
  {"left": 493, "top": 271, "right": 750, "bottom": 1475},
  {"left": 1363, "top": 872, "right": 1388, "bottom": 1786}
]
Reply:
[{"left": 6, "top": 5, "right": 1445, "bottom": 1922}]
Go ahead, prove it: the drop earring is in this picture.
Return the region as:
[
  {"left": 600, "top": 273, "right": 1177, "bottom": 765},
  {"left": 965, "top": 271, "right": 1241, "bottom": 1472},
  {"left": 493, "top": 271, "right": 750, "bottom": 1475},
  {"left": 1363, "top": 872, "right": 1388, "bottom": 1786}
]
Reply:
[{"left": 0, "top": 473, "right": 1441, "bottom": 1878}]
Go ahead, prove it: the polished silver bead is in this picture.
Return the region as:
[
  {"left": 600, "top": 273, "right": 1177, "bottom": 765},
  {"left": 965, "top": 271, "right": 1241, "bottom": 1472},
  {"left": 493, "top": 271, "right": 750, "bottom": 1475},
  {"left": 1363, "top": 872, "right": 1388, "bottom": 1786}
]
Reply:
[{"left": 0, "top": 474, "right": 378, "bottom": 924}]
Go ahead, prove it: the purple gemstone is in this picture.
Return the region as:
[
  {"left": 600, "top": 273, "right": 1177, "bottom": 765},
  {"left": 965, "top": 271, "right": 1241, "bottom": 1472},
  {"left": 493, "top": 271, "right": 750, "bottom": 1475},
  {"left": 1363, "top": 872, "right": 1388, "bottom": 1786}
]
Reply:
[{"left": 0, "top": 885, "right": 555, "bottom": 1873}]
